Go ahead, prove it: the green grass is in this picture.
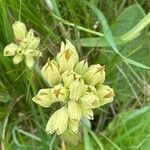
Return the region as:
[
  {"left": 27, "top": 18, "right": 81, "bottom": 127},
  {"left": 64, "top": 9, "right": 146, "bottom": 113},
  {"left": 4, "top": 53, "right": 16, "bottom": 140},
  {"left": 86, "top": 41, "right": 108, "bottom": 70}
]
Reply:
[{"left": 0, "top": 0, "right": 150, "bottom": 149}]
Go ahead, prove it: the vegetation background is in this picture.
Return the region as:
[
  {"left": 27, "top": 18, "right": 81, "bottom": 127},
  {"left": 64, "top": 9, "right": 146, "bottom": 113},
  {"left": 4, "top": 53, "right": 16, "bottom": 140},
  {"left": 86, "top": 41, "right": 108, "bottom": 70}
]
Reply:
[{"left": 0, "top": 0, "right": 150, "bottom": 149}]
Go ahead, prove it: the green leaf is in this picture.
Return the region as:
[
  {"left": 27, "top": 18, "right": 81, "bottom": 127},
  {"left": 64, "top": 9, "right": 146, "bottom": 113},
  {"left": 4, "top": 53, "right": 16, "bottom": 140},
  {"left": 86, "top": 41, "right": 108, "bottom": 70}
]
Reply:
[
  {"left": 80, "top": 1, "right": 150, "bottom": 69},
  {"left": 102, "top": 106, "right": 150, "bottom": 149},
  {"left": 83, "top": 126, "right": 94, "bottom": 150}
]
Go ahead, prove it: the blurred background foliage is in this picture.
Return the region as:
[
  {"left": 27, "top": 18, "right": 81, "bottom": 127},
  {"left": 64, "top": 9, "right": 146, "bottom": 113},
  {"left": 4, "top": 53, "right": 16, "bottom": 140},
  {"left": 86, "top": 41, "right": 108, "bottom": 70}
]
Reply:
[{"left": 0, "top": 0, "right": 150, "bottom": 149}]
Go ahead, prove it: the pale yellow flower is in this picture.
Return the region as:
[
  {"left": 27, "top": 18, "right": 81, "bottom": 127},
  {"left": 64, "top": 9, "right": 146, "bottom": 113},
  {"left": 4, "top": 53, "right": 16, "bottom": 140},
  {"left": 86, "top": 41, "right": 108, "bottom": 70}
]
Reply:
[
  {"left": 68, "top": 100, "right": 82, "bottom": 121},
  {"left": 69, "top": 79, "right": 86, "bottom": 101},
  {"left": 46, "top": 107, "right": 68, "bottom": 135},
  {"left": 81, "top": 92, "right": 100, "bottom": 109},
  {"left": 74, "top": 59, "right": 88, "bottom": 75},
  {"left": 33, "top": 39, "right": 114, "bottom": 135},
  {"left": 13, "top": 21, "right": 27, "bottom": 42},
  {"left": 3, "top": 21, "right": 42, "bottom": 69},
  {"left": 62, "top": 70, "right": 81, "bottom": 88},
  {"left": 97, "top": 85, "right": 114, "bottom": 106},
  {"left": 56, "top": 39, "right": 79, "bottom": 73},
  {"left": 83, "top": 64, "right": 105, "bottom": 85},
  {"left": 41, "top": 59, "right": 61, "bottom": 87},
  {"left": 50, "top": 84, "right": 69, "bottom": 102},
  {"left": 32, "top": 88, "right": 52, "bottom": 108}
]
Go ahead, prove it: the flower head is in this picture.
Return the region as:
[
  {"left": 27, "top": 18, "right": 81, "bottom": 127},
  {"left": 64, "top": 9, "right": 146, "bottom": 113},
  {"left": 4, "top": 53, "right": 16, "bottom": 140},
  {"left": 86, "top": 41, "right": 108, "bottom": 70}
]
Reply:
[
  {"left": 33, "top": 39, "right": 114, "bottom": 135},
  {"left": 3, "top": 21, "right": 42, "bottom": 69}
]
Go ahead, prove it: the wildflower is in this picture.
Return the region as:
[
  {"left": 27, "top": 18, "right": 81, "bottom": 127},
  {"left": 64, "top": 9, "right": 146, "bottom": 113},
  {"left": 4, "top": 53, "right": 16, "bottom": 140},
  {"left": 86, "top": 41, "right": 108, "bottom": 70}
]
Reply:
[
  {"left": 69, "top": 79, "right": 86, "bottom": 101},
  {"left": 74, "top": 59, "right": 88, "bottom": 75},
  {"left": 62, "top": 70, "right": 81, "bottom": 88},
  {"left": 32, "top": 88, "right": 52, "bottom": 108},
  {"left": 3, "top": 21, "right": 42, "bottom": 69},
  {"left": 83, "top": 64, "right": 105, "bottom": 85},
  {"left": 33, "top": 39, "right": 114, "bottom": 135},
  {"left": 56, "top": 39, "right": 79, "bottom": 73},
  {"left": 13, "top": 21, "right": 27, "bottom": 42},
  {"left": 41, "top": 59, "right": 61, "bottom": 87},
  {"left": 50, "top": 84, "right": 69, "bottom": 102},
  {"left": 46, "top": 107, "right": 69, "bottom": 135},
  {"left": 68, "top": 100, "right": 82, "bottom": 121},
  {"left": 97, "top": 85, "right": 114, "bottom": 106}
]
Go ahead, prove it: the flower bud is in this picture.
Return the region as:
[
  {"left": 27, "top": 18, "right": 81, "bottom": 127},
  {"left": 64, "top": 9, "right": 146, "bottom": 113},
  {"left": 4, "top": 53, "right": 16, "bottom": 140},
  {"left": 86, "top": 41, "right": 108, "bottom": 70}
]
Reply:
[
  {"left": 68, "top": 100, "right": 82, "bottom": 121},
  {"left": 46, "top": 107, "right": 68, "bottom": 135},
  {"left": 81, "top": 92, "right": 100, "bottom": 109},
  {"left": 74, "top": 59, "right": 88, "bottom": 75},
  {"left": 97, "top": 85, "right": 114, "bottom": 106},
  {"left": 3, "top": 43, "right": 18, "bottom": 56},
  {"left": 69, "top": 79, "right": 86, "bottom": 101},
  {"left": 83, "top": 64, "right": 105, "bottom": 85},
  {"left": 62, "top": 70, "right": 81, "bottom": 88},
  {"left": 41, "top": 59, "right": 61, "bottom": 87},
  {"left": 32, "top": 88, "right": 53, "bottom": 108},
  {"left": 12, "top": 21, "right": 27, "bottom": 41},
  {"left": 56, "top": 40, "right": 79, "bottom": 73},
  {"left": 50, "top": 84, "right": 69, "bottom": 102}
]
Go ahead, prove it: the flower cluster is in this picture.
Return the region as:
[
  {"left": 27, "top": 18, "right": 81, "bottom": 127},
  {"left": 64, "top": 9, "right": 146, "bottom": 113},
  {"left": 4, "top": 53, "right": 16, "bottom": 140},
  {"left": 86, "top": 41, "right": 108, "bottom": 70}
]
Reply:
[
  {"left": 3, "top": 21, "right": 42, "bottom": 69},
  {"left": 33, "top": 40, "right": 114, "bottom": 135}
]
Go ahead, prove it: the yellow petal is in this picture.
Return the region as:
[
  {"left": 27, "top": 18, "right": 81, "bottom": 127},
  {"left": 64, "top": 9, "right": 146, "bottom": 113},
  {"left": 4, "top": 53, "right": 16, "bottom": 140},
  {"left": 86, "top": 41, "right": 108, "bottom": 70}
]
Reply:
[
  {"left": 69, "top": 79, "right": 86, "bottom": 101},
  {"left": 41, "top": 59, "right": 61, "bottom": 87},
  {"left": 62, "top": 70, "right": 81, "bottom": 88},
  {"left": 82, "top": 108, "right": 93, "bottom": 120},
  {"left": 24, "top": 49, "right": 42, "bottom": 57},
  {"left": 83, "top": 64, "right": 105, "bottom": 85},
  {"left": 68, "top": 119, "right": 79, "bottom": 133},
  {"left": 81, "top": 92, "right": 100, "bottom": 109},
  {"left": 56, "top": 39, "right": 79, "bottom": 73},
  {"left": 27, "top": 37, "right": 40, "bottom": 49},
  {"left": 32, "top": 88, "right": 53, "bottom": 108},
  {"left": 97, "top": 85, "right": 114, "bottom": 106},
  {"left": 13, "top": 54, "right": 23, "bottom": 64},
  {"left": 3, "top": 43, "right": 18, "bottom": 56},
  {"left": 25, "top": 57, "right": 34, "bottom": 69},
  {"left": 50, "top": 84, "right": 69, "bottom": 102},
  {"left": 12, "top": 21, "right": 27, "bottom": 41},
  {"left": 74, "top": 59, "right": 88, "bottom": 75},
  {"left": 68, "top": 100, "right": 82, "bottom": 121},
  {"left": 46, "top": 107, "right": 68, "bottom": 135}
]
